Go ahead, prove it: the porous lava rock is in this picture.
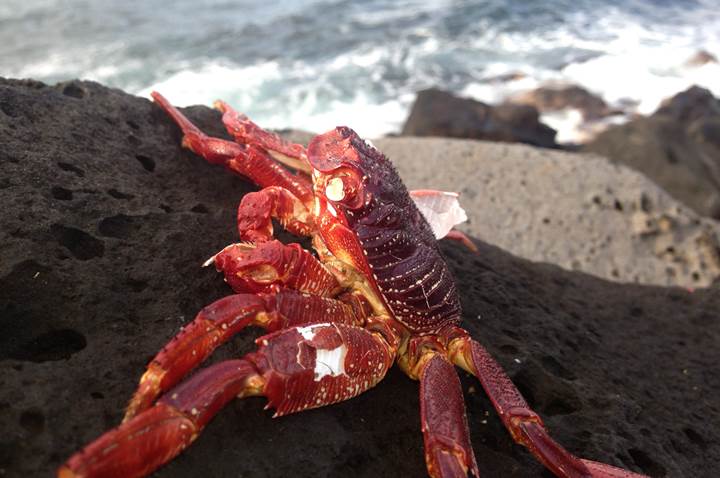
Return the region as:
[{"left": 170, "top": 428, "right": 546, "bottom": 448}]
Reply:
[
  {"left": 584, "top": 86, "right": 720, "bottom": 219},
  {"left": 374, "top": 137, "right": 720, "bottom": 288},
  {"left": 1, "top": 79, "right": 719, "bottom": 478},
  {"left": 401, "top": 88, "right": 558, "bottom": 148}
]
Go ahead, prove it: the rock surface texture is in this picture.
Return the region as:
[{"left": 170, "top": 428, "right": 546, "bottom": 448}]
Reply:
[
  {"left": 375, "top": 137, "right": 720, "bottom": 288},
  {"left": 401, "top": 88, "right": 558, "bottom": 148},
  {"left": 1, "top": 79, "right": 719, "bottom": 478},
  {"left": 584, "top": 86, "right": 720, "bottom": 219}
]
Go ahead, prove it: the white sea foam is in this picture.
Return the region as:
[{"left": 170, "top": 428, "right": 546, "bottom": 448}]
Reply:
[
  {"left": 7, "top": 0, "right": 718, "bottom": 145},
  {"left": 137, "top": 61, "right": 283, "bottom": 109},
  {"left": 457, "top": 9, "right": 720, "bottom": 143},
  {"left": 136, "top": 57, "right": 413, "bottom": 138}
]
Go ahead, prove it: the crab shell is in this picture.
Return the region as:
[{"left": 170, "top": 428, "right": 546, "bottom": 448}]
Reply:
[{"left": 308, "top": 127, "right": 462, "bottom": 334}]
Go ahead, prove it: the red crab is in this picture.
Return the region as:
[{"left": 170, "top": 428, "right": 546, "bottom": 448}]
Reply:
[{"left": 59, "top": 93, "right": 648, "bottom": 478}]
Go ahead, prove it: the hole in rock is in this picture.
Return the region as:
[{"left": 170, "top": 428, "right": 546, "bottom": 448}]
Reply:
[
  {"left": 135, "top": 154, "right": 155, "bottom": 172},
  {"left": 19, "top": 408, "right": 45, "bottom": 435},
  {"left": 107, "top": 188, "right": 134, "bottom": 200},
  {"left": 62, "top": 84, "right": 85, "bottom": 98},
  {"left": 0, "top": 100, "right": 20, "bottom": 117},
  {"left": 684, "top": 427, "right": 707, "bottom": 449},
  {"left": 540, "top": 355, "right": 576, "bottom": 380},
  {"left": 57, "top": 162, "right": 85, "bottom": 177},
  {"left": 51, "top": 186, "right": 73, "bottom": 200},
  {"left": 51, "top": 224, "right": 105, "bottom": 260},
  {"left": 191, "top": 203, "right": 209, "bottom": 214},
  {"left": 98, "top": 214, "right": 135, "bottom": 238},
  {"left": 628, "top": 448, "right": 666, "bottom": 476},
  {"left": 10, "top": 329, "right": 87, "bottom": 362},
  {"left": 499, "top": 344, "right": 519, "bottom": 355},
  {"left": 126, "top": 278, "right": 148, "bottom": 293}
]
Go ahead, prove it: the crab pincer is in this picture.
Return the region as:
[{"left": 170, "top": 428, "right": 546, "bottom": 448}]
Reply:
[{"left": 61, "top": 323, "right": 395, "bottom": 478}]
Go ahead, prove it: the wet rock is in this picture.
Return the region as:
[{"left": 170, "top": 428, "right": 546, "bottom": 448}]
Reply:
[
  {"left": 401, "top": 88, "right": 557, "bottom": 148},
  {"left": 510, "top": 84, "right": 613, "bottom": 120},
  {"left": 1, "top": 78, "right": 719, "bottom": 478},
  {"left": 685, "top": 49, "right": 718, "bottom": 67},
  {"left": 655, "top": 86, "right": 720, "bottom": 124},
  {"left": 584, "top": 86, "right": 720, "bottom": 219}
]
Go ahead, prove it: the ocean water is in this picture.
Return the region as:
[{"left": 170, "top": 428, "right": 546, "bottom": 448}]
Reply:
[{"left": 1, "top": 0, "right": 719, "bottom": 140}]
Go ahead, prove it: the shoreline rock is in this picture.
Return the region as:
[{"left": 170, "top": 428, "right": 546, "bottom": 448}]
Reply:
[
  {"left": 509, "top": 85, "right": 615, "bottom": 121},
  {"left": 1, "top": 78, "right": 719, "bottom": 477},
  {"left": 584, "top": 86, "right": 720, "bottom": 219},
  {"left": 375, "top": 137, "right": 720, "bottom": 288},
  {"left": 400, "top": 88, "right": 558, "bottom": 149}
]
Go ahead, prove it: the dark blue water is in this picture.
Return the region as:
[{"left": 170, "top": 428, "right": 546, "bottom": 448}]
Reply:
[{"left": 2, "top": 0, "right": 718, "bottom": 138}]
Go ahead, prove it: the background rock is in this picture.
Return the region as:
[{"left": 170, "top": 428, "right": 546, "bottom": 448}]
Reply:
[
  {"left": 401, "top": 88, "right": 558, "bottom": 148},
  {"left": 374, "top": 137, "right": 720, "bottom": 288},
  {"left": 510, "top": 85, "right": 613, "bottom": 121},
  {"left": 584, "top": 86, "right": 720, "bottom": 219},
  {"left": 1, "top": 79, "right": 719, "bottom": 478},
  {"left": 685, "top": 50, "right": 718, "bottom": 67}
]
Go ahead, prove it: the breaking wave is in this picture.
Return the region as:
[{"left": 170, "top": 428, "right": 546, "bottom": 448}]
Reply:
[{"left": 2, "top": 0, "right": 719, "bottom": 141}]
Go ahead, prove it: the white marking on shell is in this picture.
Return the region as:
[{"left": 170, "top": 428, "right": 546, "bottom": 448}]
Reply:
[
  {"left": 297, "top": 325, "right": 321, "bottom": 340},
  {"left": 325, "top": 177, "right": 345, "bottom": 202},
  {"left": 314, "top": 344, "right": 348, "bottom": 381}
]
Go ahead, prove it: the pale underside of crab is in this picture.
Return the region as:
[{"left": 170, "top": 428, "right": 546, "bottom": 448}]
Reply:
[{"left": 58, "top": 93, "right": 648, "bottom": 478}]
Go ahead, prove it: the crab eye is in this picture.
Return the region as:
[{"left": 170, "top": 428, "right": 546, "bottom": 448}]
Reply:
[{"left": 325, "top": 177, "right": 346, "bottom": 202}]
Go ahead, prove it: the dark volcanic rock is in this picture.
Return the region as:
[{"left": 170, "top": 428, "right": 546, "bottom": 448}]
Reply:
[
  {"left": 585, "top": 86, "right": 720, "bottom": 219},
  {"left": 401, "top": 88, "right": 557, "bottom": 148},
  {"left": 511, "top": 85, "right": 613, "bottom": 120},
  {"left": 655, "top": 86, "right": 720, "bottom": 124},
  {"left": 1, "top": 78, "right": 719, "bottom": 478}
]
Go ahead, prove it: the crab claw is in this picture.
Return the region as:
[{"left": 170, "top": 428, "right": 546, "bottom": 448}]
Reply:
[
  {"left": 213, "top": 240, "right": 341, "bottom": 296},
  {"left": 60, "top": 323, "right": 396, "bottom": 478}
]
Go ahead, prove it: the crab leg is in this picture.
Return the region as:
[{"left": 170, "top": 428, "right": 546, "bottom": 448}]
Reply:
[
  {"left": 419, "top": 353, "right": 480, "bottom": 478},
  {"left": 447, "top": 333, "right": 649, "bottom": 478},
  {"left": 236, "top": 185, "right": 315, "bottom": 243},
  {"left": 443, "top": 230, "right": 479, "bottom": 253},
  {"left": 124, "top": 289, "right": 366, "bottom": 421},
  {"left": 151, "top": 92, "right": 313, "bottom": 206},
  {"left": 60, "top": 323, "right": 397, "bottom": 478},
  {"left": 214, "top": 99, "right": 311, "bottom": 174}
]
